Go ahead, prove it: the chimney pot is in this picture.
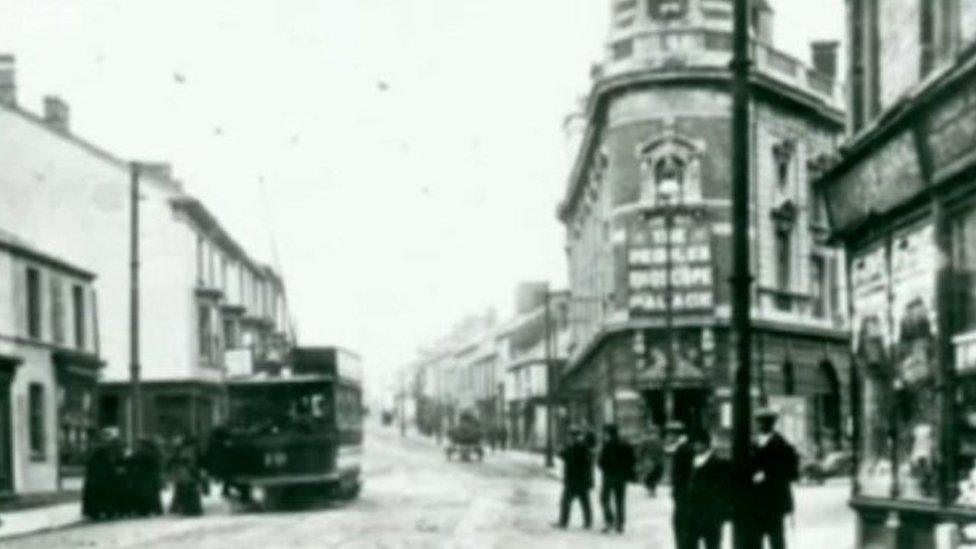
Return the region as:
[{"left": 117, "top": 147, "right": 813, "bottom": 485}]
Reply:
[
  {"left": 811, "top": 40, "right": 840, "bottom": 80},
  {"left": 0, "top": 54, "right": 16, "bottom": 107},
  {"left": 43, "top": 95, "right": 70, "bottom": 132}
]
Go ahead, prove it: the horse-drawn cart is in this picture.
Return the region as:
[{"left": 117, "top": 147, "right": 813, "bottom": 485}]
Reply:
[{"left": 445, "top": 413, "right": 484, "bottom": 462}]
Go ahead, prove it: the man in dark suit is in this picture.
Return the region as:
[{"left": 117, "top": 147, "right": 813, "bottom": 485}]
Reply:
[
  {"left": 597, "top": 423, "right": 636, "bottom": 533},
  {"left": 685, "top": 431, "right": 731, "bottom": 549},
  {"left": 554, "top": 428, "right": 594, "bottom": 529},
  {"left": 750, "top": 408, "right": 799, "bottom": 549},
  {"left": 667, "top": 421, "right": 695, "bottom": 549}
]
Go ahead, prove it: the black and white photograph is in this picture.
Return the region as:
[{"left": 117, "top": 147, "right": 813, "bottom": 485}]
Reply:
[{"left": 1, "top": 0, "right": 976, "bottom": 547}]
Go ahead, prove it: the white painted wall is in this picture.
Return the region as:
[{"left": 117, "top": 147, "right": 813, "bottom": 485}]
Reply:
[{"left": 0, "top": 107, "right": 195, "bottom": 382}]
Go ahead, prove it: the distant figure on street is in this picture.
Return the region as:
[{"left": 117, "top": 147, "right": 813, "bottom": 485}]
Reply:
[
  {"left": 82, "top": 428, "right": 125, "bottom": 521},
  {"left": 639, "top": 426, "right": 665, "bottom": 497},
  {"left": 749, "top": 408, "right": 800, "bottom": 549},
  {"left": 597, "top": 424, "right": 636, "bottom": 534},
  {"left": 204, "top": 425, "right": 233, "bottom": 496},
  {"left": 553, "top": 427, "right": 594, "bottom": 529},
  {"left": 667, "top": 421, "right": 694, "bottom": 549},
  {"left": 496, "top": 424, "right": 508, "bottom": 452},
  {"left": 168, "top": 437, "right": 204, "bottom": 517},
  {"left": 685, "top": 431, "right": 731, "bottom": 549},
  {"left": 126, "top": 438, "right": 164, "bottom": 516}
]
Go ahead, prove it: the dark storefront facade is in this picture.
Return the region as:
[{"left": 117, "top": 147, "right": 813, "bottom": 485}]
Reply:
[
  {"left": 818, "top": 44, "right": 976, "bottom": 548},
  {"left": 98, "top": 380, "right": 226, "bottom": 449}
]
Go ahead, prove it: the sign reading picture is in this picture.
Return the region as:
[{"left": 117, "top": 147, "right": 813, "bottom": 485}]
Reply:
[{"left": 627, "top": 212, "right": 714, "bottom": 316}]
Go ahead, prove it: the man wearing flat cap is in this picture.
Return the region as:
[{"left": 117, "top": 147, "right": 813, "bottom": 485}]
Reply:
[{"left": 749, "top": 407, "right": 799, "bottom": 549}]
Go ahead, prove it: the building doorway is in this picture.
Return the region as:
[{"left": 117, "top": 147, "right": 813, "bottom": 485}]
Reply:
[
  {"left": 0, "top": 382, "right": 13, "bottom": 494},
  {"left": 641, "top": 387, "right": 709, "bottom": 434},
  {"left": 813, "top": 360, "right": 842, "bottom": 453}
]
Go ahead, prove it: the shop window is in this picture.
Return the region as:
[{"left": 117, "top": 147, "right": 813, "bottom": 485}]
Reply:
[
  {"left": 29, "top": 383, "right": 46, "bottom": 460},
  {"left": 854, "top": 225, "right": 940, "bottom": 502},
  {"left": 26, "top": 267, "right": 41, "bottom": 339},
  {"left": 50, "top": 276, "right": 64, "bottom": 345},
  {"left": 73, "top": 285, "right": 86, "bottom": 350}
]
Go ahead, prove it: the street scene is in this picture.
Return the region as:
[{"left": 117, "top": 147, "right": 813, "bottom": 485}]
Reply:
[
  {"left": 2, "top": 424, "right": 852, "bottom": 548},
  {"left": 3, "top": 0, "right": 976, "bottom": 548}
]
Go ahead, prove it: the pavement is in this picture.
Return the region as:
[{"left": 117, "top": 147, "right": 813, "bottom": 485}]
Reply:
[
  {"left": 0, "top": 425, "right": 856, "bottom": 548},
  {"left": 0, "top": 484, "right": 227, "bottom": 542}
]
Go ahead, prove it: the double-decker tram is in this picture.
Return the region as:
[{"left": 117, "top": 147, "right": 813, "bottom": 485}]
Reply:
[{"left": 218, "top": 347, "right": 363, "bottom": 509}]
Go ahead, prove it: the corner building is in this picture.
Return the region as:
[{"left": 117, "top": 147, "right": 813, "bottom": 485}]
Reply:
[{"left": 558, "top": 0, "right": 850, "bottom": 456}]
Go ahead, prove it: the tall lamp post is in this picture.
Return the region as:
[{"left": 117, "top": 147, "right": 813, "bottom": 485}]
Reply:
[
  {"left": 129, "top": 162, "right": 143, "bottom": 444},
  {"left": 730, "top": 0, "right": 755, "bottom": 548},
  {"left": 544, "top": 289, "right": 555, "bottom": 468}
]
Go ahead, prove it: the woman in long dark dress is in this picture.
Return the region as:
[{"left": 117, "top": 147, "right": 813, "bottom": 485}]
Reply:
[
  {"left": 168, "top": 440, "right": 203, "bottom": 516},
  {"left": 82, "top": 431, "right": 124, "bottom": 520},
  {"left": 127, "top": 439, "right": 164, "bottom": 516}
]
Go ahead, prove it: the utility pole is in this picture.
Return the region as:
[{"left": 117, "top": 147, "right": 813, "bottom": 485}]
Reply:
[
  {"left": 399, "top": 371, "right": 407, "bottom": 437},
  {"left": 129, "top": 162, "right": 143, "bottom": 444},
  {"left": 544, "top": 290, "right": 554, "bottom": 468},
  {"left": 663, "top": 208, "right": 676, "bottom": 424},
  {"left": 731, "top": 1, "right": 755, "bottom": 548}
]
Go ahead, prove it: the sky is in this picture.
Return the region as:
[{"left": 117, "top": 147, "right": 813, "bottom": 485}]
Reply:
[{"left": 0, "top": 0, "right": 843, "bottom": 398}]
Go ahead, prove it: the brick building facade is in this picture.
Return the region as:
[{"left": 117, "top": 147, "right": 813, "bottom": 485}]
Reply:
[{"left": 557, "top": 0, "right": 850, "bottom": 456}]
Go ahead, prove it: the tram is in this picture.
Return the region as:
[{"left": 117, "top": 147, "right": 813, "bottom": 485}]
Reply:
[{"left": 218, "top": 347, "right": 363, "bottom": 508}]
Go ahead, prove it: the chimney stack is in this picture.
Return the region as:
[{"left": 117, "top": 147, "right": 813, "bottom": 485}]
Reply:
[
  {"left": 811, "top": 41, "right": 839, "bottom": 80},
  {"left": 0, "top": 54, "right": 16, "bottom": 106},
  {"left": 138, "top": 162, "right": 173, "bottom": 181},
  {"left": 43, "top": 95, "right": 70, "bottom": 132}
]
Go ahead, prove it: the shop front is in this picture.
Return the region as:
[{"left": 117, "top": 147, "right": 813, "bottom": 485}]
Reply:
[
  {"left": 52, "top": 349, "right": 102, "bottom": 485},
  {"left": 818, "top": 59, "right": 976, "bottom": 547}
]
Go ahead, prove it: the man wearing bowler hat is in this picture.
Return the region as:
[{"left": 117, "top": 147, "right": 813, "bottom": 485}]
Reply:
[{"left": 749, "top": 407, "right": 799, "bottom": 549}]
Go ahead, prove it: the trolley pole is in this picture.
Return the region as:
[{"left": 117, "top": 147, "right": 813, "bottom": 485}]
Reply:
[
  {"left": 730, "top": 1, "right": 755, "bottom": 548},
  {"left": 129, "top": 162, "right": 144, "bottom": 445},
  {"left": 544, "top": 290, "right": 555, "bottom": 468}
]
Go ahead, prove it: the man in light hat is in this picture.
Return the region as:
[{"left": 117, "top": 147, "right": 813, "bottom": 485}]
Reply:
[{"left": 749, "top": 407, "right": 799, "bottom": 549}]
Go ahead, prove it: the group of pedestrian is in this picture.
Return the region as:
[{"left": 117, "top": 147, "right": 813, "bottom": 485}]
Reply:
[
  {"left": 486, "top": 424, "right": 508, "bottom": 453},
  {"left": 669, "top": 407, "right": 799, "bottom": 549},
  {"left": 554, "top": 423, "right": 637, "bottom": 534},
  {"left": 81, "top": 428, "right": 207, "bottom": 522},
  {"left": 554, "top": 407, "right": 800, "bottom": 549}
]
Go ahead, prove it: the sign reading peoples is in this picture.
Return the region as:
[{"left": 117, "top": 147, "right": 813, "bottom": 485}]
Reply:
[{"left": 627, "top": 213, "right": 714, "bottom": 315}]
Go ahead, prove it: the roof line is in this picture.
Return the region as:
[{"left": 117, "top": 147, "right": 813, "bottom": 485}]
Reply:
[{"left": 1, "top": 102, "right": 179, "bottom": 193}]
